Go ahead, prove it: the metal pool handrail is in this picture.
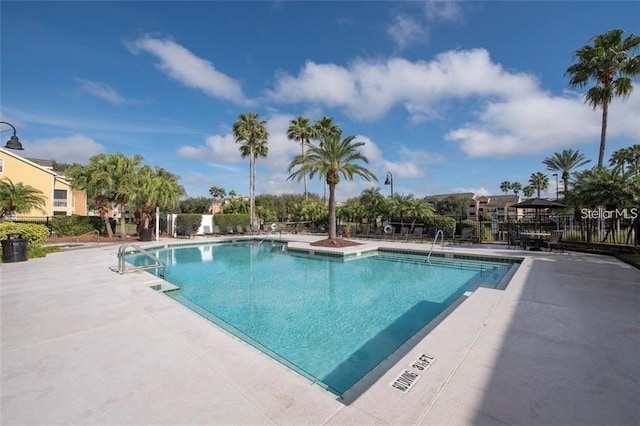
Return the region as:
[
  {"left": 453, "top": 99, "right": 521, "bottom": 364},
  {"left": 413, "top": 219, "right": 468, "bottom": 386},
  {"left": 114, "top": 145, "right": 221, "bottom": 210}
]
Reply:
[
  {"left": 426, "top": 230, "right": 444, "bottom": 262},
  {"left": 113, "top": 244, "right": 165, "bottom": 278}
]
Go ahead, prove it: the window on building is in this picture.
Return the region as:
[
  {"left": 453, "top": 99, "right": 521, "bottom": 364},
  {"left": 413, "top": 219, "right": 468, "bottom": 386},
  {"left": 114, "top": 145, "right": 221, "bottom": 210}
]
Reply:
[{"left": 54, "top": 189, "right": 68, "bottom": 207}]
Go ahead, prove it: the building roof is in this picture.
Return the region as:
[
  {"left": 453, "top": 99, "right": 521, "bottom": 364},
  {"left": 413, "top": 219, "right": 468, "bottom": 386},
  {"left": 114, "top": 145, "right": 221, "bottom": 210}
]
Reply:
[
  {"left": 425, "top": 192, "right": 477, "bottom": 201},
  {"left": 484, "top": 195, "right": 521, "bottom": 207}
]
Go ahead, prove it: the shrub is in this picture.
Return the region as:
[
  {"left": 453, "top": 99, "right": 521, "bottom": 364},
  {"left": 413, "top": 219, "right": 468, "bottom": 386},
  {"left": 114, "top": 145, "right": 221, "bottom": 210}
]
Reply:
[
  {"left": 213, "top": 214, "right": 250, "bottom": 230},
  {"left": 457, "top": 219, "right": 491, "bottom": 239},
  {"left": 51, "top": 215, "right": 104, "bottom": 236},
  {"left": 175, "top": 214, "right": 203, "bottom": 235},
  {"left": 0, "top": 222, "right": 49, "bottom": 247},
  {"left": 424, "top": 215, "right": 456, "bottom": 234}
]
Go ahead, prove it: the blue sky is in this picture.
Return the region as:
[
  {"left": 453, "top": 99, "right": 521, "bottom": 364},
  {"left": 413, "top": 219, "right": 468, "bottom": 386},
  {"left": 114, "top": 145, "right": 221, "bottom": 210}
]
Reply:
[{"left": 2, "top": 1, "right": 639, "bottom": 201}]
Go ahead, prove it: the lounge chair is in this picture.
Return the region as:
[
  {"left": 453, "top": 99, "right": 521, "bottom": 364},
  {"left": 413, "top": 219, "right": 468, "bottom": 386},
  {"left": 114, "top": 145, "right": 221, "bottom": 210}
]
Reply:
[
  {"left": 543, "top": 230, "right": 564, "bottom": 253},
  {"left": 225, "top": 225, "right": 234, "bottom": 235},
  {"left": 212, "top": 225, "right": 221, "bottom": 235},
  {"left": 508, "top": 230, "right": 522, "bottom": 249},
  {"left": 412, "top": 226, "right": 424, "bottom": 241},
  {"left": 458, "top": 227, "right": 473, "bottom": 243},
  {"left": 236, "top": 225, "right": 245, "bottom": 234},
  {"left": 398, "top": 226, "right": 410, "bottom": 241}
]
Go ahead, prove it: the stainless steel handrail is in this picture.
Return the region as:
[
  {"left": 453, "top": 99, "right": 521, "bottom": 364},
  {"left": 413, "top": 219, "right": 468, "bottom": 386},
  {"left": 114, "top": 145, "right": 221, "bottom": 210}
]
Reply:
[
  {"left": 426, "top": 230, "right": 444, "bottom": 262},
  {"left": 115, "top": 244, "right": 165, "bottom": 278}
]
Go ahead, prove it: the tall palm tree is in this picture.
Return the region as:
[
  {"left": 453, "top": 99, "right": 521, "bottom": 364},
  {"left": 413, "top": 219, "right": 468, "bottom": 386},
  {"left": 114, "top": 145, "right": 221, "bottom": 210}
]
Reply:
[
  {"left": 523, "top": 185, "right": 535, "bottom": 198},
  {"left": 573, "top": 166, "right": 637, "bottom": 243},
  {"left": 232, "top": 112, "right": 269, "bottom": 229},
  {"left": 359, "top": 186, "right": 387, "bottom": 223},
  {"left": 543, "top": 149, "right": 591, "bottom": 199},
  {"left": 312, "top": 116, "right": 341, "bottom": 140},
  {"left": 0, "top": 178, "right": 46, "bottom": 220},
  {"left": 500, "top": 181, "right": 511, "bottom": 195},
  {"left": 511, "top": 182, "right": 522, "bottom": 196},
  {"left": 405, "top": 197, "right": 435, "bottom": 232},
  {"left": 209, "top": 185, "right": 226, "bottom": 213},
  {"left": 566, "top": 29, "right": 640, "bottom": 168},
  {"left": 107, "top": 153, "right": 143, "bottom": 238},
  {"left": 610, "top": 145, "right": 640, "bottom": 175},
  {"left": 528, "top": 172, "right": 549, "bottom": 198},
  {"left": 287, "top": 116, "right": 313, "bottom": 200},
  {"left": 288, "top": 134, "right": 376, "bottom": 239},
  {"left": 132, "top": 166, "right": 185, "bottom": 234}
]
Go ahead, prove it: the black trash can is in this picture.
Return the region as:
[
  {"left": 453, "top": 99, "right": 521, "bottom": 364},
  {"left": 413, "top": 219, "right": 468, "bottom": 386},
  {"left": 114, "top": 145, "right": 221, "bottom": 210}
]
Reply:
[
  {"left": 140, "top": 228, "right": 153, "bottom": 241},
  {"left": 1, "top": 233, "right": 29, "bottom": 263}
]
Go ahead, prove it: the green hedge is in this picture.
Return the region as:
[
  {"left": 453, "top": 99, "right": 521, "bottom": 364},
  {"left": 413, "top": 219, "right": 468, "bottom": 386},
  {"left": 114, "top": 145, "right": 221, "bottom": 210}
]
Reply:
[
  {"left": 0, "top": 222, "right": 49, "bottom": 248},
  {"left": 51, "top": 215, "right": 106, "bottom": 236},
  {"left": 457, "top": 219, "right": 491, "bottom": 239},
  {"left": 175, "top": 214, "right": 203, "bottom": 234},
  {"left": 424, "top": 215, "right": 456, "bottom": 234},
  {"left": 213, "top": 214, "right": 249, "bottom": 230}
]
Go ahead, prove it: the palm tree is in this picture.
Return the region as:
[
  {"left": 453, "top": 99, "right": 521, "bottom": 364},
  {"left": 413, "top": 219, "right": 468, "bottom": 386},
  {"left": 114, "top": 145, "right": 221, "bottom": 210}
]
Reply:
[
  {"left": 566, "top": 29, "right": 640, "bottom": 168},
  {"left": 610, "top": 145, "right": 640, "bottom": 175},
  {"left": 543, "top": 149, "right": 591, "bottom": 199},
  {"left": 389, "top": 193, "right": 414, "bottom": 229},
  {"left": 573, "top": 166, "right": 637, "bottom": 243},
  {"left": 287, "top": 116, "right": 313, "bottom": 200},
  {"left": 528, "top": 172, "right": 549, "bottom": 198},
  {"left": 0, "top": 178, "right": 46, "bottom": 220},
  {"left": 232, "top": 113, "right": 269, "bottom": 229},
  {"left": 312, "top": 116, "right": 341, "bottom": 140},
  {"left": 288, "top": 134, "right": 376, "bottom": 239},
  {"left": 359, "top": 186, "right": 387, "bottom": 223},
  {"left": 209, "top": 185, "right": 226, "bottom": 213},
  {"left": 523, "top": 185, "right": 535, "bottom": 198},
  {"left": 108, "top": 153, "right": 143, "bottom": 237},
  {"left": 69, "top": 153, "right": 143, "bottom": 237},
  {"left": 500, "top": 181, "right": 511, "bottom": 195},
  {"left": 511, "top": 182, "right": 522, "bottom": 196},
  {"left": 132, "top": 166, "right": 185, "bottom": 236},
  {"left": 405, "top": 198, "right": 435, "bottom": 232}
]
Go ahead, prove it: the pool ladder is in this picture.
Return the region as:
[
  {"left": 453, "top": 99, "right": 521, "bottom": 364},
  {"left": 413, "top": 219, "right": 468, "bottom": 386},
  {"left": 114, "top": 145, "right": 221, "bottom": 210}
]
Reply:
[
  {"left": 113, "top": 244, "right": 166, "bottom": 278},
  {"left": 426, "top": 230, "right": 444, "bottom": 263}
]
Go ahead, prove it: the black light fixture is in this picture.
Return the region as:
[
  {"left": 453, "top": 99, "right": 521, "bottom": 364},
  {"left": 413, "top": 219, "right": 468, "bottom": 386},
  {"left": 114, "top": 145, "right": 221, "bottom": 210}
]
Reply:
[
  {"left": 384, "top": 171, "right": 393, "bottom": 196},
  {"left": 1, "top": 121, "right": 24, "bottom": 150}
]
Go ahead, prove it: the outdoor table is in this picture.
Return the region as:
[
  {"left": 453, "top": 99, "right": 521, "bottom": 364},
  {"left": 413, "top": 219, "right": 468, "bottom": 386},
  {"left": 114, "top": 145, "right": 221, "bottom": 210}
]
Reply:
[{"left": 520, "top": 232, "right": 551, "bottom": 251}]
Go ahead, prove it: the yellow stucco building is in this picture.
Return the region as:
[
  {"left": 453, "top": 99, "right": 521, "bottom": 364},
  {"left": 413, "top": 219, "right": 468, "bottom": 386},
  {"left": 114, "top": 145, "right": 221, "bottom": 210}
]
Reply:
[{"left": 0, "top": 147, "right": 87, "bottom": 218}]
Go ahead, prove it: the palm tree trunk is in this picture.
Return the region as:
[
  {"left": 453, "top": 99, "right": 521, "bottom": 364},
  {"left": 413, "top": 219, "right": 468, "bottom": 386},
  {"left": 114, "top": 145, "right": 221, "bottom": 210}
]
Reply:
[
  {"left": 249, "top": 150, "right": 255, "bottom": 229},
  {"left": 301, "top": 143, "right": 307, "bottom": 201},
  {"left": 598, "top": 101, "right": 609, "bottom": 168},
  {"left": 119, "top": 204, "right": 127, "bottom": 237},
  {"left": 328, "top": 182, "right": 336, "bottom": 239},
  {"left": 103, "top": 215, "right": 114, "bottom": 238}
]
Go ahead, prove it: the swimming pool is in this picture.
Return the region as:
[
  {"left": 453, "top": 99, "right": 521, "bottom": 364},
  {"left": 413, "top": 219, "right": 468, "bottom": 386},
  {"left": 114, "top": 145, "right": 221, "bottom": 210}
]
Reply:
[{"left": 128, "top": 241, "right": 517, "bottom": 395}]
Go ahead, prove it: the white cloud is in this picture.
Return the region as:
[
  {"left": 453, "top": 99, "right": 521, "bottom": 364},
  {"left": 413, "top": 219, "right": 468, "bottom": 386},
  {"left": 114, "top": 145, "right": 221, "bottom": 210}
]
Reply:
[
  {"left": 128, "top": 35, "right": 250, "bottom": 105},
  {"left": 447, "top": 91, "right": 640, "bottom": 158},
  {"left": 425, "top": 0, "right": 463, "bottom": 22},
  {"left": 76, "top": 78, "right": 127, "bottom": 105},
  {"left": 387, "top": 14, "right": 427, "bottom": 50},
  {"left": 399, "top": 146, "right": 445, "bottom": 163},
  {"left": 24, "top": 135, "right": 104, "bottom": 163},
  {"left": 267, "top": 49, "right": 539, "bottom": 121},
  {"left": 454, "top": 186, "right": 490, "bottom": 196},
  {"left": 358, "top": 136, "right": 426, "bottom": 179}
]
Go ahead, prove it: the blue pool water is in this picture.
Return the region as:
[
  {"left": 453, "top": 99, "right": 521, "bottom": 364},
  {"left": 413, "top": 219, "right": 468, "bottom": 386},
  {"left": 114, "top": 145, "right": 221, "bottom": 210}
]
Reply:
[{"left": 129, "top": 242, "right": 514, "bottom": 394}]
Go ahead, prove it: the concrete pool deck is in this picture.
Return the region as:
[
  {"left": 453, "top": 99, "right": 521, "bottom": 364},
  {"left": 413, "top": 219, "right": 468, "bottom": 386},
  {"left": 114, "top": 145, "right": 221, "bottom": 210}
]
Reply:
[{"left": 1, "top": 235, "right": 639, "bottom": 425}]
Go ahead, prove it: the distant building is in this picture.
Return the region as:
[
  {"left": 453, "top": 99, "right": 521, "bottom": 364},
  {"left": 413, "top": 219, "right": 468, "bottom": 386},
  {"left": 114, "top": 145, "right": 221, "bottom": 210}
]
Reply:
[
  {"left": 426, "top": 192, "right": 523, "bottom": 221},
  {"left": 0, "top": 147, "right": 87, "bottom": 217}
]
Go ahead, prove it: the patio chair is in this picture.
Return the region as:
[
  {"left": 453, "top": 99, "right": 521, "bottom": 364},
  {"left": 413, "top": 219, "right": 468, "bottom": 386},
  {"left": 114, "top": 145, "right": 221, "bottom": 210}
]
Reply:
[
  {"left": 225, "top": 225, "right": 234, "bottom": 235},
  {"left": 508, "top": 230, "right": 522, "bottom": 249},
  {"left": 212, "top": 225, "right": 221, "bottom": 235},
  {"left": 398, "top": 226, "right": 410, "bottom": 241},
  {"left": 412, "top": 226, "right": 424, "bottom": 241},
  {"left": 236, "top": 225, "right": 245, "bottom": 235},
  {"left": 543, "top": 230, "right": 564, "bottom": 253},
  {"left": 356, "top": 224, "right": 371, "bottom": 238},
  {"left": 457, "top": 227, "right": 473, "bottom": 243},
  {"left": 372, "top": 226, "right": 383, "bottom": 239}
]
